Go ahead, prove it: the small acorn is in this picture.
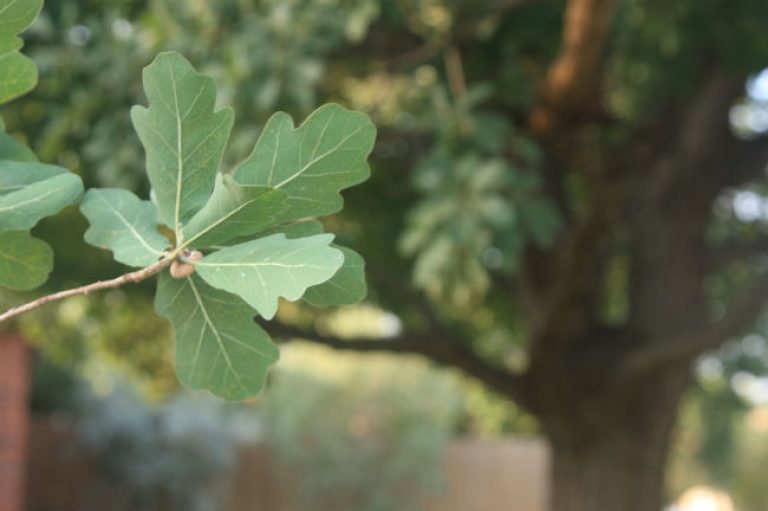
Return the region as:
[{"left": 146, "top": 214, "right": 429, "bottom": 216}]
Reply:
[{"left": 170, "top": 249, "right": 203, "bottom": 279}]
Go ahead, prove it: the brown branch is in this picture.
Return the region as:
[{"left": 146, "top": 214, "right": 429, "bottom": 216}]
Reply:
[
  {"left": 444, "top": 46, "right": 467, "bottom": 99},
  {"left": 0, "top": 257, "right": 172, "bottom": 323},
  {"left": 530, "top": 0, "right": 618, "bottom": 136},
  {"left": 628, "top": 69, "right": 745, "bottom": 194},
  {"left": 624, "top": 272, "right": 768, "bottom": 375},
  {"left": 259, "top": 319, "right": 531, "bottom": 407}
]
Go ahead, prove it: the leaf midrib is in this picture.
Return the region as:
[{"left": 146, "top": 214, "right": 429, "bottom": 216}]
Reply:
[
  {"left": 272, "top": 123, "right": 366, "bottom": 189},
  {"left": 182, "top": 190, "right": 270, "bottom": 249},
  {"left": 93, "top": 192, "right": 164, "bottom": 256},
  {"left": 171, "top": 66, "right": 184, "bottom": 238},
  {"left": 187, "top": 277, "right": 247, "bottom": 394}
]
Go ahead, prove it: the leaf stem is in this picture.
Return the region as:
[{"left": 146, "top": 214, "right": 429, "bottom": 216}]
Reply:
[{"left": 0, "top": 256, "right": 173, "bottom": 324}]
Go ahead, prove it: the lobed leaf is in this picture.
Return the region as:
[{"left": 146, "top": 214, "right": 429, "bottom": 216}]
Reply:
[
  {"left": 80, "top": 188, "right": 170, "bottom": 267},
  {"left": 131, "top": 52, "right": 234, "bottom": 233},
  {"left": 234, "top": 103, "right": 375, "bottom": 223},
  {"left": 0, "top": 230, "right": 52, "bottom": 290},
  {"left": 0, "top": 131, "right": 35, "bottom": 162},
  {"left": 194, "top": 233, "right": 344, "bottom": 319},
  {"left": 155, "top": 273, "right": 279, "bottom": 401},
  {"left": 303, "top": 246, "right": 366, "bottom": 307},
  {"left": 270, "top": 219, "right": 367, "bottom": 306},
  {"left": 0, "top": 160, "right": 83, "bottom": 230},
  {"left": 0, "top": 0, "right": 42, "bottom": 105},
  {"left": 180, "top": 173, "right": 287, "bottom": 249}
]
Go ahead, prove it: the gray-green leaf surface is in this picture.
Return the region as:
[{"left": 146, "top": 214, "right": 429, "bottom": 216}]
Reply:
[
  {"left": 0, "top": 131, "right": 35, "bottom": 162},
  {"left": 80, "top": 188, "right": 170, "bottom": 267},
  {"left": 180, "top": 173, "right": 287, "bottom": 248},
  {"left": 195, "top": 233, "right": 344, "bottom": 319},
  {"left": 234, "top": 103, "right": 375, "bottom": 222},
  {"left": 303, "top": 246, "right": 366, "bottom": 306},
  {"left": 0, "top": 0, "right": 42, "bottom": 105},
  {"left": 131, "top": 52, "right": 234, "bottom": 233},
  {"left": 0, "top": 230, "right": 52, "bottom": 290},
  {"left": 0, "top": 160, "right": 83, "bottom": 230},
  {"left": 269, "top": 219, "right": 367, "bottom": 306},
  {"left": 155, "top": 273, "right": 279, "bottom": 400}
]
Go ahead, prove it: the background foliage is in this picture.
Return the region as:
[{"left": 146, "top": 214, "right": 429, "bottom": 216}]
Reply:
[{"left": 6, "top": 0, "right": 768, "bottom": 508}]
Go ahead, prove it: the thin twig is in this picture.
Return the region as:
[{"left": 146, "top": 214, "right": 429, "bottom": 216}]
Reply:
[
  {"left": 0, "top": 257, "right": 173, "bottom": 323},
  {"left": 444, "top": 45, "right": 467, "bottom": 100}
]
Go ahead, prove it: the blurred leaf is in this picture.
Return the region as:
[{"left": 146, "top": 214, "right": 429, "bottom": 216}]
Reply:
[
  {"left": 0, "top": 0, "right": 42, "bottom": 105},
  {"left": 0, "top": 230, "right": 52, "bottom": 290},
  {"left": 0, "top": 131, "right": 35, "bottom": 161}
]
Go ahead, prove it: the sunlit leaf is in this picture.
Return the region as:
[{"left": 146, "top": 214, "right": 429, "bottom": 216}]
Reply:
[
  {"left": 270, "top": 219, "right": 367, "bottom": 306},
  {"left": 194, "top": 233, "right": 343, "bottom": 319}
]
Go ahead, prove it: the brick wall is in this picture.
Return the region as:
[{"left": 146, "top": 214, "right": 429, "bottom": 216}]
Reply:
[{"left": 0, "top": 334, "right": 29, "bottom": 511}]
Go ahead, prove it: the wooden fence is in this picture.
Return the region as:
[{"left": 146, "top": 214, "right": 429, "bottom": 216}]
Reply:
[
  {"left": 27, "top": 419, "right": 550, "bottom": 511},
  {"left": 0, "top": 335, "right": 29, "bottom": 511}
]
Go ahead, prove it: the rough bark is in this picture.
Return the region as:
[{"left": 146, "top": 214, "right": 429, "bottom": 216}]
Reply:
[
  {"left": 537, "top": 358, "right": 691, "bottom": 511},
  {"left": 268, "top": 3, "right": 768, "bottom": 509}
]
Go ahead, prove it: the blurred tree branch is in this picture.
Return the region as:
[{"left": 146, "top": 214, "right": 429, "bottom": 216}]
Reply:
[
  {"left": 720, "top": 134, "right": 768, "bottom": 187},
  {"left": 624, "top": 272, "right": 768, "bottom": 376},
  {"left": 706, "top": 237, "right": 768, "bottom": 270},
  {"left": 259, "top": 318, "right": 530, "bottom": 406},
  {"left": 529, "top": 0, "right": 618, "bottom": 137}
]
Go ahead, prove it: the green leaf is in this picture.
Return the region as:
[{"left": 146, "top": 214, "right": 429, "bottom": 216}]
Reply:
[
  {"left": 519, "top": 198, "right": 561, "bottom": 247},
  {"left": 155, "top": 273, "right": 279, "bottom": 400},
  {"left": 0, "top": 52, "right": 36, "bottom": 105},
  {"left": 234, "top": 103, "right": 375, "bottom": 223},
  {"left": 131, "top": 52, "right": 234, "bottom": 232},
  {"left": 0, "top": 0, "right": 42, "bottom": 39},
  {"left": 195, "top": 233, "right": 344, "bottom": 319},
  {"left": 0, "top": 0, "right": 42, "bottom": 105},
  {"left": 0, "top": 160, "right": 83, "bottom": 230},
  {"left": 0, "top": 131, "right": 36, "bottom": 162},
  {"left": 80, "top": 189, "right": 170, "bottom": 268},
  {"left": 269, "top": 219, "right": 367, "bottom": 306},
  {"left": 0, "top": 160, "right": 62, "bottom": 193},
  {"left": 0, "top": 230, "right": 52, "bottom": 290},
  {"left": 304, "top": 246, "right": 366, "bottom": 306},
  {"left": 180, "top": 173, "right": 287, "bottom": 248}
]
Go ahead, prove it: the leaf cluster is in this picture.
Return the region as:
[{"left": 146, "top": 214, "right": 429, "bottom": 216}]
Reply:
[
  {"left": 0, "top": 6, "right": 376, "bottom": 401},
  {"left": 0, "top": 0, "right": 83, "bottom": 290}
]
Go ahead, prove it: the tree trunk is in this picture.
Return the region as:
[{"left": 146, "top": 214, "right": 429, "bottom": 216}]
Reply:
[
  {"left": 535, "top": 362, "right": 691, "bottom": 511},
  {"left": 549, "top": 429, "right": 669, "bottom": 511}
]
